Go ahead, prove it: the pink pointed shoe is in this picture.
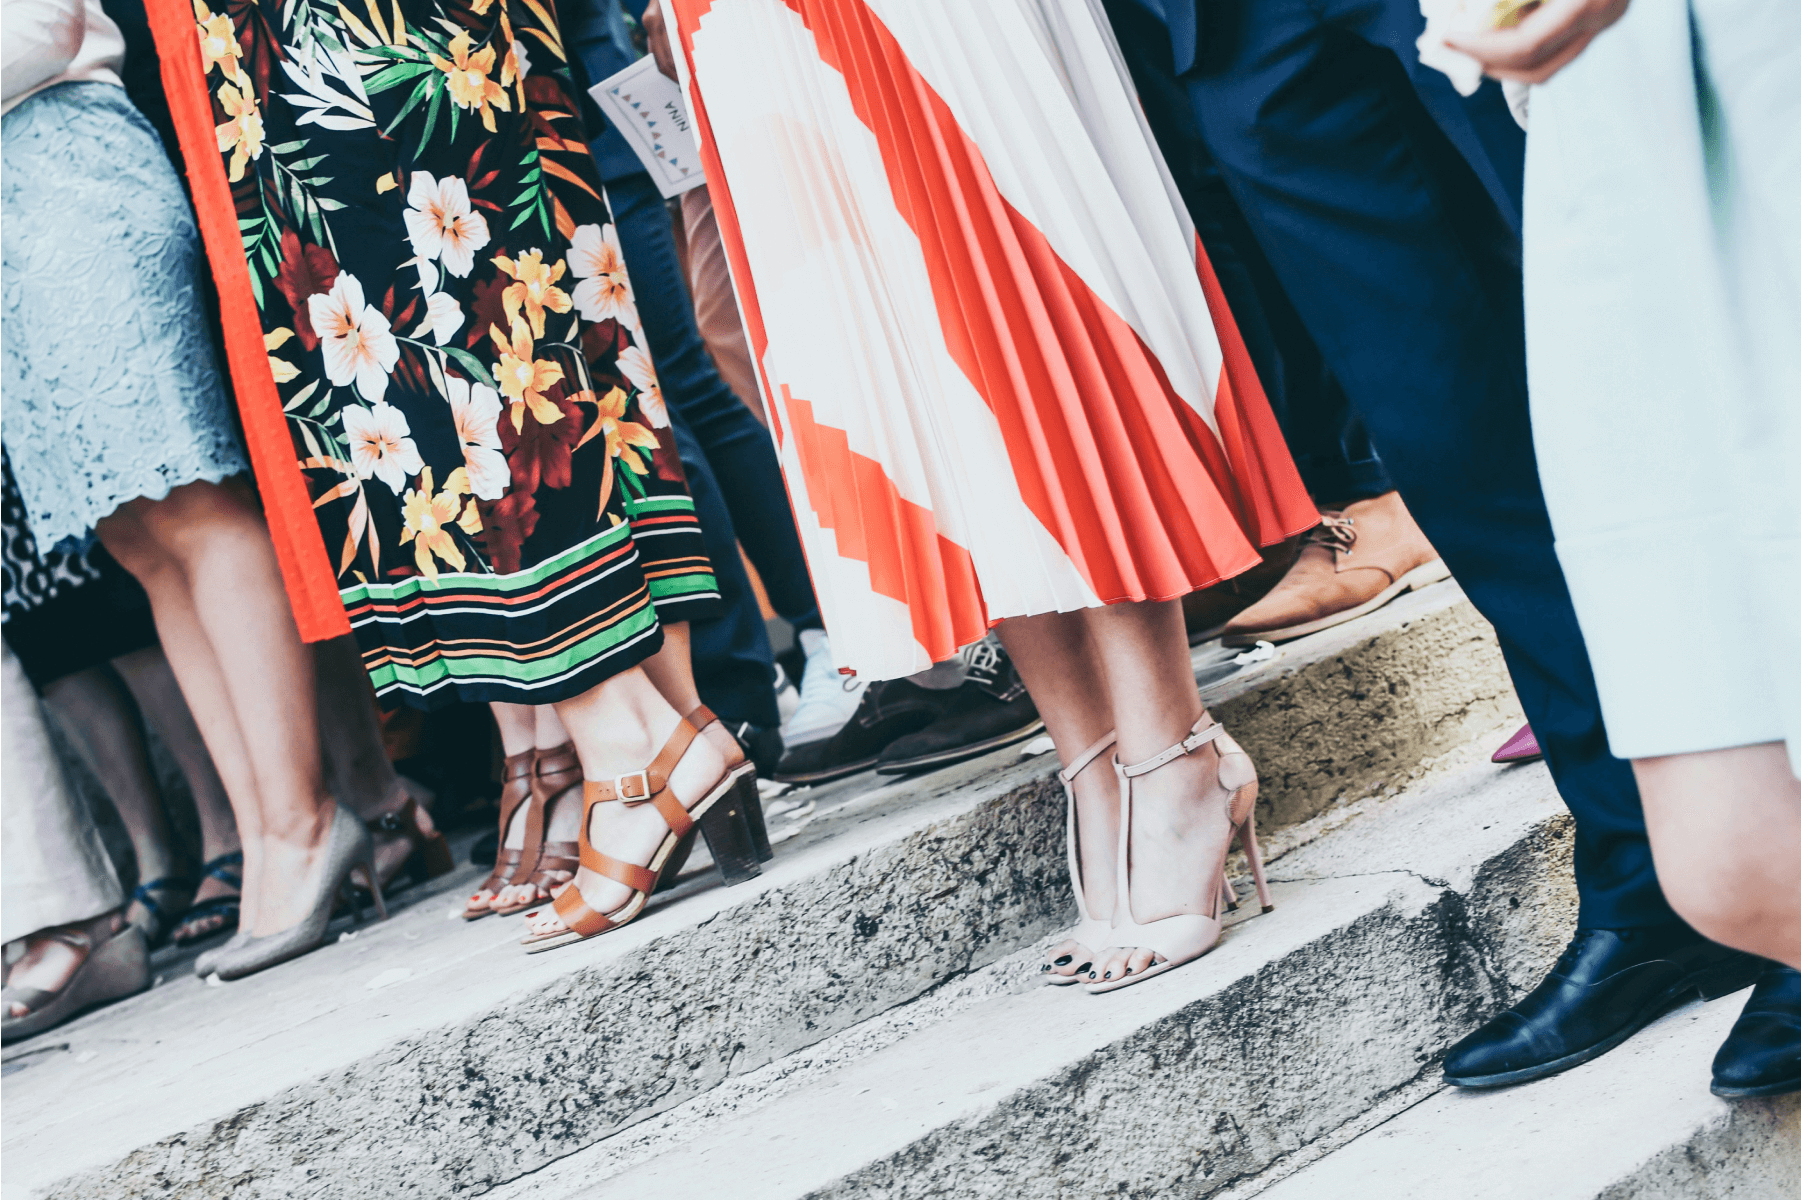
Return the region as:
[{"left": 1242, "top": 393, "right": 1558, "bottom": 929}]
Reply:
[
  {"left": 1087, "top": 719, "right": 1273, "bottom": 995},
  {"left": 1491, "top": 723, "right": 1543, "bottom": 764},
  {"left": 1043, "top": 731, "right": 1117, "bottom": 985}
]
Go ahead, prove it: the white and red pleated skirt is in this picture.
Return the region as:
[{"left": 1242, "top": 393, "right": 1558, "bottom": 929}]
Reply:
[{"left": 669, "top": 0, "right": 1317, "bottom": 680}]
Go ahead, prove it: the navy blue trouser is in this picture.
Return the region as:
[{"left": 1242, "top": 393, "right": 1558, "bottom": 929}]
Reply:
[
  {"left": 1132, "top": 0, "right": 1673, "bottom": 928},
  {"left": 1103, "top": 0, "right": 1391, "bottom": 505},
  {"left": 562, "top": 0, "right": 806, "bottom": 728}
]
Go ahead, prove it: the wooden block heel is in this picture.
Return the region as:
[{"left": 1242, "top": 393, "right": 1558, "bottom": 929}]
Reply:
[{"left": 699, "top": 771, "right": 764, "bottom": 886}]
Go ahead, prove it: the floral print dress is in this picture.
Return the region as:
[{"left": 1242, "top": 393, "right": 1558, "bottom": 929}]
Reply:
[{"left": 184, "top": 0, "right": 718, "bottom": 706}]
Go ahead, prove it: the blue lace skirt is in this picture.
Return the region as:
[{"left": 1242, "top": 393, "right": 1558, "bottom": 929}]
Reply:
[{"left": 1, "top": 82, "right": 248, "bottom": 550}]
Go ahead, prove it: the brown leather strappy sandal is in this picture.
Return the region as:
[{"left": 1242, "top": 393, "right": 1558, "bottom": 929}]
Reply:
[
  {"left": 492, "top": 742, "right": 582, "bottom": 915},
  {"left": 463, "top": 750, "right": 538, "bottom": 920},
  {"left": 521, "top": 718, "right": 762, "bottom": 953},
  {"left": 685, "top": 703, "right": 772, "bottom": 862}
]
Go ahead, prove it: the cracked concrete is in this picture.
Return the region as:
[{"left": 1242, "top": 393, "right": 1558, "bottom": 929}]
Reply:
[
  {"left": 2, "top": 583, "right": 1524, "bottom": 1200},
  {"left": 515, "top": 762, "right": 1583, "bottom": 1200}
]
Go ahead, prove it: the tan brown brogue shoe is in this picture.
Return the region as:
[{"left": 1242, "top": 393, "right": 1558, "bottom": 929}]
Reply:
[{"left": 1221, "top": 491, "right": 1449, "bottom": 645}]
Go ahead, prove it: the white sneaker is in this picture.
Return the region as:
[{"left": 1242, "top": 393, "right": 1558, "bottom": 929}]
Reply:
[{"left": 781, "top": 630, "right": 867, "bottom": 748}]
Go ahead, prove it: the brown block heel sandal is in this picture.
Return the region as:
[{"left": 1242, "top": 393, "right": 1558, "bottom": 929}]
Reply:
[
  {"left": 521, "top": 718, "right": 763, "bottom": 953},
  {"left": 686, "top": 703, "right": 772, "bottom": 863},
  {"left": 492, "top": 743, "right": 582, "bottom": 915},
  {"left": 463, "top": 750, "right": 538, "bottom": 920}
]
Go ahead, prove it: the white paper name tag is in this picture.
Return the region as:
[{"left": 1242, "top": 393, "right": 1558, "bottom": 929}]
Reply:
[{"left": 588, "top": 55, "right": 706, "bottom": 199}]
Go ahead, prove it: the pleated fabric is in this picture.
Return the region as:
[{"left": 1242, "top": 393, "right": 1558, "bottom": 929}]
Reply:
[{"left": 670, "top": 0, "right": 1315, "bottom": 679}]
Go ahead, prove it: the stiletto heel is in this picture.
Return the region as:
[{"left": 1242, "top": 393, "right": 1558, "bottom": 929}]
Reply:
[
  {"left": 213, "top": 806, "right": 386, "bottom": 981},
  {"left": 521, "top": 719, "right": 762, "bottom": 953},
  {"left": 1043, "top": 730, "right": 1117, "bottom": 986},
  {"left": 1087, "top": 719, "right": 1269, "bottom": 995}
]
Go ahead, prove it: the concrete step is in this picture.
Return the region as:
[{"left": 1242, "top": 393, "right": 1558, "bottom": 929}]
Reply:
[
  {"left": 483, "top": 754, "right": 1583, "bottom": 1200},
  {"left": 1, "top": 582, "right": 1521, "bottom": 1200},
  {"left": 1247, "top": 989, "right": 1801, "bottom": 1200}
]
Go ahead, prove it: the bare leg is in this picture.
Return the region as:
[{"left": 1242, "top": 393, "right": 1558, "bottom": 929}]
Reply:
[
  {"left": 112, "top": 648, "right": 242, "bottom": 940},
  {"left": 522, "top": 666, "right": 728, "bottom": 936},
  {"left": 489, "top": 703, "right": 581, "bottom": 910},
  {"left": 1082, "top": 600, "right": 1231, "bottom": 984},
  {"left": 312, "top": 635, "right": 438, "bottom": 882},
  {"left": 636, "top": 621, "right": 745, "bottom": 766},
  {"left": 39, "top": 666, "right": 187, "bottom": 934},
  {"left": 1636, "top": 744, "right": 1801, "bottom": 970},
  {"left": 98, "top": 479, "right": 335, "bottom": 938},
  {"left": 995, "top": 612, "right": 1118, "bottom": 980}
]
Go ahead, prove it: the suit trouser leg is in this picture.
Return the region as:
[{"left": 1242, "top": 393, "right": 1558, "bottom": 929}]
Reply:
[
  {"left": 1184, "top": 0, "right": 1674, "bottom": 928},
  {"left": 1102, "top": 0, "right": 1391, "bottom": 506}
]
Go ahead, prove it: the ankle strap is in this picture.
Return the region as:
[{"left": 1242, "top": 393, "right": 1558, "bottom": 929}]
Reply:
[
  {"left": 1058, "top": 731, "right": 1118, "bottom": 786},
  {"left": 1118, "top": 721, "right": 1226, "bottom": 779},
  {"left": 535, "top": 741, "right": 580, "bottom": 780},
  {"left": 583, "top": 719, "right": 701, "bottom": 805},
  {"left": 502, "top": 749, "right": 535, "bottom": 781},
  {"left": 685, "top": 703, "right": 719, "bottom": 732}
]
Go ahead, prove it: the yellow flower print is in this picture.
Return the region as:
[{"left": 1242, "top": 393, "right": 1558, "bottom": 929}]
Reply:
[
  {"left": 194, "top": 4, "right": 243, "bottom": 81},
  {"left": 430, "top": 31, "right": 511, "bottom": 134},
  {"left": 399, "top": 467, "right": 471, "bottom": 580},
  {"left": 492, "top": 249, "right": 573, "bottom": 339},
  {"left": 265, "top": 327, "right": 300, "bottom": 384},
  {"left": 215, "top": 80, "right": 264, "bottom": 182},
  {"left": 490, "top": 319, "right": 566, "bottom": 432},
  {"left": 586, "top": 386, "right": 657, "bottom": 471}
]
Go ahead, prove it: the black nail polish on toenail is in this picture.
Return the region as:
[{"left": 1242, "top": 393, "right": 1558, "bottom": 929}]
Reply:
[
  {"left": 1076, "top": 962, "right": 1092, "bottom": 975},
  {"left": 1040, "top": 963, "right": 1052, "bottom": 973},
  {"left": 1054, "top": 955, "right": 1073, "bottom": 967},
  {"left": 1103, "top": 971, "right": 1113, "bottom": 979}
]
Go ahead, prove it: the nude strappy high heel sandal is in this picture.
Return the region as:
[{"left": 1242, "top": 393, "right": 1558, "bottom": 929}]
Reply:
[
  {"left": 464, "top": 749, "right": 537, "bottom": 920},
  {"left": 521, "top": 718, "right": 762, "bottom": 953},
  {"left": 1043, "top": 730, "right": 1117, "bottom": 985},
  {"left": 492, "top": 743, "right": 582, "bottom": 915},
  {"left": 1086, "top": 719, "right": 1273, "bottom": 995}
]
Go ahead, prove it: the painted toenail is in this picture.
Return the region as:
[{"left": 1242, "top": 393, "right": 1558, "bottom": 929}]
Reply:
[
  {"left": 1053, "top": 955, "right": 1073, "bottom": 967},
  {"left": 1076, "top": 962, "right": 1092, "bottom": 975}
]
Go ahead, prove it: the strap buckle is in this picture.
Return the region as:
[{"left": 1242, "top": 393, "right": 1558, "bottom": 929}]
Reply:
[{"left": 613, "top": 768, "right": 653, "bottom": 802}]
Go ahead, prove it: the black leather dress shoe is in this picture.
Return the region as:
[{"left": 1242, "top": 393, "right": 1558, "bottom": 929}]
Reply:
[
  {"left": 1443, "top": 926, "right": 1760, "bottom": 1089},
  {"left": 876, "top": 641, "right": 1042, "bottom": 774},
  {"left": 1712, "top": 962, "right": 1801, "bottom": 1098},
  {"left": 773, "top": 679, "right": 946, "bottom": 784}
]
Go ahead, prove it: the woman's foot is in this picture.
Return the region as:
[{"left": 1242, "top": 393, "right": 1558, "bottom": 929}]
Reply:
[
  {"left": 1084, "top": 728, "right": 1242, "bottom": 986},
  {"left": 493, "top": 744, "right": 583, "bottom": 913},
  {"left": 245, "top": 800, "right": 344, "bottom": 937},
  {"left": 365, "top": 779, "right": 450, "bottom": 889},
  {"left": 171, "top": 851, "right": 244, "bottom": 944},
  {"left": 521, "top": 726, "right": 729, "bottom": 940},
  {"left": 125, "top": 876, "right": 196, "bottom": 947},
  {"left": 1042, "top": 742, "right": 1120, "bottom": 983},
  {"left": 4, "top": 913, "right": 118, "bottom": 1016}
]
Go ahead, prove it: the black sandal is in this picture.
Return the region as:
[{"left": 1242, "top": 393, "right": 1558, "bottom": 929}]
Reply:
[{"left": 170, "top": 853, "right": 243, "bottom": 946}]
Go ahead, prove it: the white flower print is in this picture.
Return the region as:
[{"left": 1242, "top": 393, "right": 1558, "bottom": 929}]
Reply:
[
  {"left": 617, "top": 341, "right": 667, "bottom": 428},
  {"left": 445, "top": 376, "right": 511, "bottom": 500},
  {"left": 309, "top": 272, "right": 400, "bottom": 401},
  {"left": 567, "top": 222, "right": 638, "bottom": 328},
  {"left": 344, "top": 401, "right": 425, "bottom": 494},
  {"left": 422, "top": 291, "right": 465, "bottom": 347},
  {"left": 403, "top": 172, "right": 490, "bottom": 278}
]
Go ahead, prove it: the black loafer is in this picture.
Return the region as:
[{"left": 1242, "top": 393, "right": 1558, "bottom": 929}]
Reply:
[
  {"left": 1712, "top": 962, "right": 1801, "bottom": 1098},
  {"left": 773, "top": 678, "right": 945, "bottom": 784},
  {"left": 1443, "top": 926, "right": 1760, "bottom": 1089}
]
